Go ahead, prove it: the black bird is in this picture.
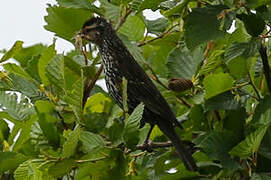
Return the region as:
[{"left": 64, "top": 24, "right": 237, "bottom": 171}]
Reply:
[{"left": 79, "top": 17, "right": 197, "bottom": 171}]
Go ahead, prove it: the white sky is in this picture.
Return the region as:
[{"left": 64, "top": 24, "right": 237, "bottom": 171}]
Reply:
[
  {"left": 0, "top": 0, "right": 74, "bottom": 52},
  {"left": 0, "top": 0, "right": 161, "bottom": 53}
]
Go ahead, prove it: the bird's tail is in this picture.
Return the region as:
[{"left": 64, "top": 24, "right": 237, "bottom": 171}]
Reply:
[{"left": 157, "top": 121, "right": 197, "bottom": 171}]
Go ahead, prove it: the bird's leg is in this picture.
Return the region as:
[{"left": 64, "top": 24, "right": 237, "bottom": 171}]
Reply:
[{"left": 142, "top": 125, "right": 154, "bottom": 152}]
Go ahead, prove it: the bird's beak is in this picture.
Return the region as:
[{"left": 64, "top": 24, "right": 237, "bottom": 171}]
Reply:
[{"left": 77, "top": 31, "right": 84, "bottom": 38}]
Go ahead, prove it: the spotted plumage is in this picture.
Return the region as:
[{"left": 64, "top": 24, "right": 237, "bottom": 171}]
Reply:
[{"left": 80, "top": 17, "right": 197, "bottom": 171}]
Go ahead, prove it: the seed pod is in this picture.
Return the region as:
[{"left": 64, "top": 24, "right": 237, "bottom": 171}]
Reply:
[{"left": 168, "top": 78, "right": 193, "bottom": 92}]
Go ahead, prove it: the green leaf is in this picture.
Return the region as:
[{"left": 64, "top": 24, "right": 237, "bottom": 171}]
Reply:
[
  {"left": 119, "top": 34, "right": 145, "bottom": 62},
  {"left": 12, "top": 115, "right": 37, "bottom": 151},
  {"left": 14, "top": 159, "right": 47, "bottom": 180},
  {"left": 149, "top": 45, "right": 175, "bottom": 78},
  {"left": 204, "top": 91, "right": 241, "bottom": 110},
  {"left": 119, "top": 15, "right": 145, "bottom": 41},
  {"left": 64, "top": 74, "right": 84, "bottom": 121},
  {"left": 38, "top": 43, "right": 56, "bottom": 85},
  {"left": 48, "top": 159, "right": 75, "bottom": 177},
  {"left": 0, "top": 92, "right": 35, "bottom": 120},
  {"left": 225, "top": 19, "right": 251, "bottom": 44},
  {"left": 167, "top": 45, "right": 204, "bottom": 79},
  {"left": 101, "top": 0, "right": 120, "bottom": 23},
  {"left": 224, "top": 108, "right": 246, "bottom": 141},
  {"left": 230, "top": 125, "right": 269, "bottom": 159},
  {"left": 150, "top": 125, "right": 163, "bottom": 140},
  {"left": 0, "top": 119, "right": 9, "bottom": 141},
  {"left": 84, "top": 93, "right": 111, "bottom": 114},
  {"left": 107, "top": 120, "right": 124, "bottom": 146},
  {"left": 14, "top": 44, "right": 47, "bottom": 68},
  {"left": 137, "top": 0, "right": 167, "bottom": 11},
  {"left": 195, "top": 131, "right": 239, "bottom": 169},
  {"left": 75, "top": 158, "right": 110, "bottom": 179},
  {"left": 203, "top": 73, "right": 234, "bottom": 99},
  {"left": 4, "top": 63, "right": 33, "bottom": 81},
  {"left": 187, "top": 105, "right": 208, "bottom": 131},
  {"left": 58, "top": 0, "right": 93, "bottom": 8},
  {"left": 0, "top": 41, "right": 23, "bottom": 62},
  {"left": 251, "top": 173, "right": 271, "bottom": 180},
  {"left": 79, "top": 131, "right": 105, "bottom": 153},
  {"left": 62, "top": 126, "right": 81, "bottom": 158},
  {"left": 145, "top": 18, "right": 169, "bottom": 35},
  {"left": 44, "top": 6, "right": 91, "bottom": 42},
  {"left": 124, "top": 103, "right": 144, "bottom": 147},
  {"left": 0, "top": 152, "right": 27, "bottom": 173},
  {"left": 45, "top": 55, "right": 65, "bottom": 93},
  {"left": 63, "top": 56, "right": 82, "bottom": 90},
  {"left": 35, "top": 100, "right": 60, "bottom": 146},
  {"left": 57, "top": 0, "right": 102, "bottom": 14},
  {"left": 163, "top": 0, "right": 190, "bottom": 17},
  {"left": 246, "top": 0, "right": 271, "bottom": 8},
  {"left": 227, "top": 56, "right": 248, "bottom": 79},
  {"left": 184, "top": 5, "right": 228, "bottom": 49},
  {"left": 25, "top": 55, "right": 42, "bottom": 82},
  {"left": 224, "top": 40, "right": 260, "bottom": 63},
  {"left": 237, "top": 13, "right": 265, "bottom": 37},
  {"left": 7, "top": 74, "right": 41, "bottom": 99},
  {"left": 199, "top": 50, "right": 224, "bottom": 76},
  {"left": 251, "top": 95, "right": 271, "bottom": 127},
  {"left": 75, "top": 162, "right": 93, "bottom": 180}
]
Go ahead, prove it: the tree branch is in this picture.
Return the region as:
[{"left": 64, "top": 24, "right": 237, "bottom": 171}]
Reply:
[
  {"left": 76, "top": 156, "right": 107, "bottom": 163},
  {"left": 144, "top": 63, "right": 169, "bottom": 90},
  {"left": 82, "top": 45, "right": 88, "bottom": 65},
  {"left": 136, "top": 141, "right": 173, "bottom": 151},
  {"left": 144, "top": 62, "right": 192, "bottom": 108},
  {"left": 138, "top": 24, "right": 179, "bottom": 47},
  {"left": 115, "top": 8, "right": 132, "bottom": 31},
  {"left": 248, "top": 72, "right": 261, "bottom": 100},
  {"left": 136, "top": 140, "right": 196, "bottom": 152},
  {"left": 259, "top": 43, "right": 271, "bottom": 92},
  {"left": 82, "top": 65, "right": 104, "bottom": 108}
]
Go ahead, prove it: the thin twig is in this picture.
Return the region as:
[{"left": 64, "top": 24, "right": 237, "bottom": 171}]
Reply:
[
  {"left": 138, "top": 24, "right": 179, "bottom": 47},
  {"left": 82, "top": 45, "right": 88, "bottom": 65},
  {"left": 115, "top": 8, "right": 132, "bottom": 31},
  {"left": 130, "top": 152, "right": 146, "bottom": 158},
  {"left": 136, "top": 140, "right": 195, "bottom": 152},
  {"left": 82, "top": 65, "right": 104, "bottom": 108},
  {"left": 248, "top": 72, "right": 261, "bottom": 100},
  {"left": 145, "top": 63, "right": 169, "bottom": 90},
  {"left": 76, "top": 157, "right": 107, "bottom": 163},
  {"left": 176, "top": 97, "right": 191, "bottom": 108},
  {"left": 144, "top": 63, "right": 192, "bottom": 108},
  {"left": 136, "top": 141, "right": 173, "bottom": 151},
  {"left": 259, "top": 43, "right": 271, "bottom": 92}
]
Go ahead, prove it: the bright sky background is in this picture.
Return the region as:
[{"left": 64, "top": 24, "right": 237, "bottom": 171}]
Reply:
[
  {"left": 0, "top": 0, "right": 162, "bottom": 53},
  {"left": 0, "top": 0, "right": 72, "bottom": 52}
]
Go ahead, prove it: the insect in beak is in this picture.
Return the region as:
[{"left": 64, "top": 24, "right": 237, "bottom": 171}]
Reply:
[{"left": 73, "top": 32, "right": 84, "bottom": 50}]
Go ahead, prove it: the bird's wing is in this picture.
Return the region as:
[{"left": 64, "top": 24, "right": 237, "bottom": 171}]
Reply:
[{"left": 119, "top": 54, "right": 177, "bottom": 123}]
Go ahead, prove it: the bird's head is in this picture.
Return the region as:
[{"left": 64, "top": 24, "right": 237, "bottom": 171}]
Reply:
[{"left": 79, "top": 17, "right": 111, "bottom": 44}]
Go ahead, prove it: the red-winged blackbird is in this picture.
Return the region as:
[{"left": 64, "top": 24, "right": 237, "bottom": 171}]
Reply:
[{"left": 80, "top": 17, "right": 197, "bottom": 171}]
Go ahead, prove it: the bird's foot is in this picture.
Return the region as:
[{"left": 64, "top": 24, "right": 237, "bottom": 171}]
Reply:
[{"left": 142, "top": 139, "right": 153, "bottom": 152}]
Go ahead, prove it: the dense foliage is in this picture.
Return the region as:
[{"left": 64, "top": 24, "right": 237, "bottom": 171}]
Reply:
[{"left": 1, "top": 0, "right": 271, "bottom": 179}]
